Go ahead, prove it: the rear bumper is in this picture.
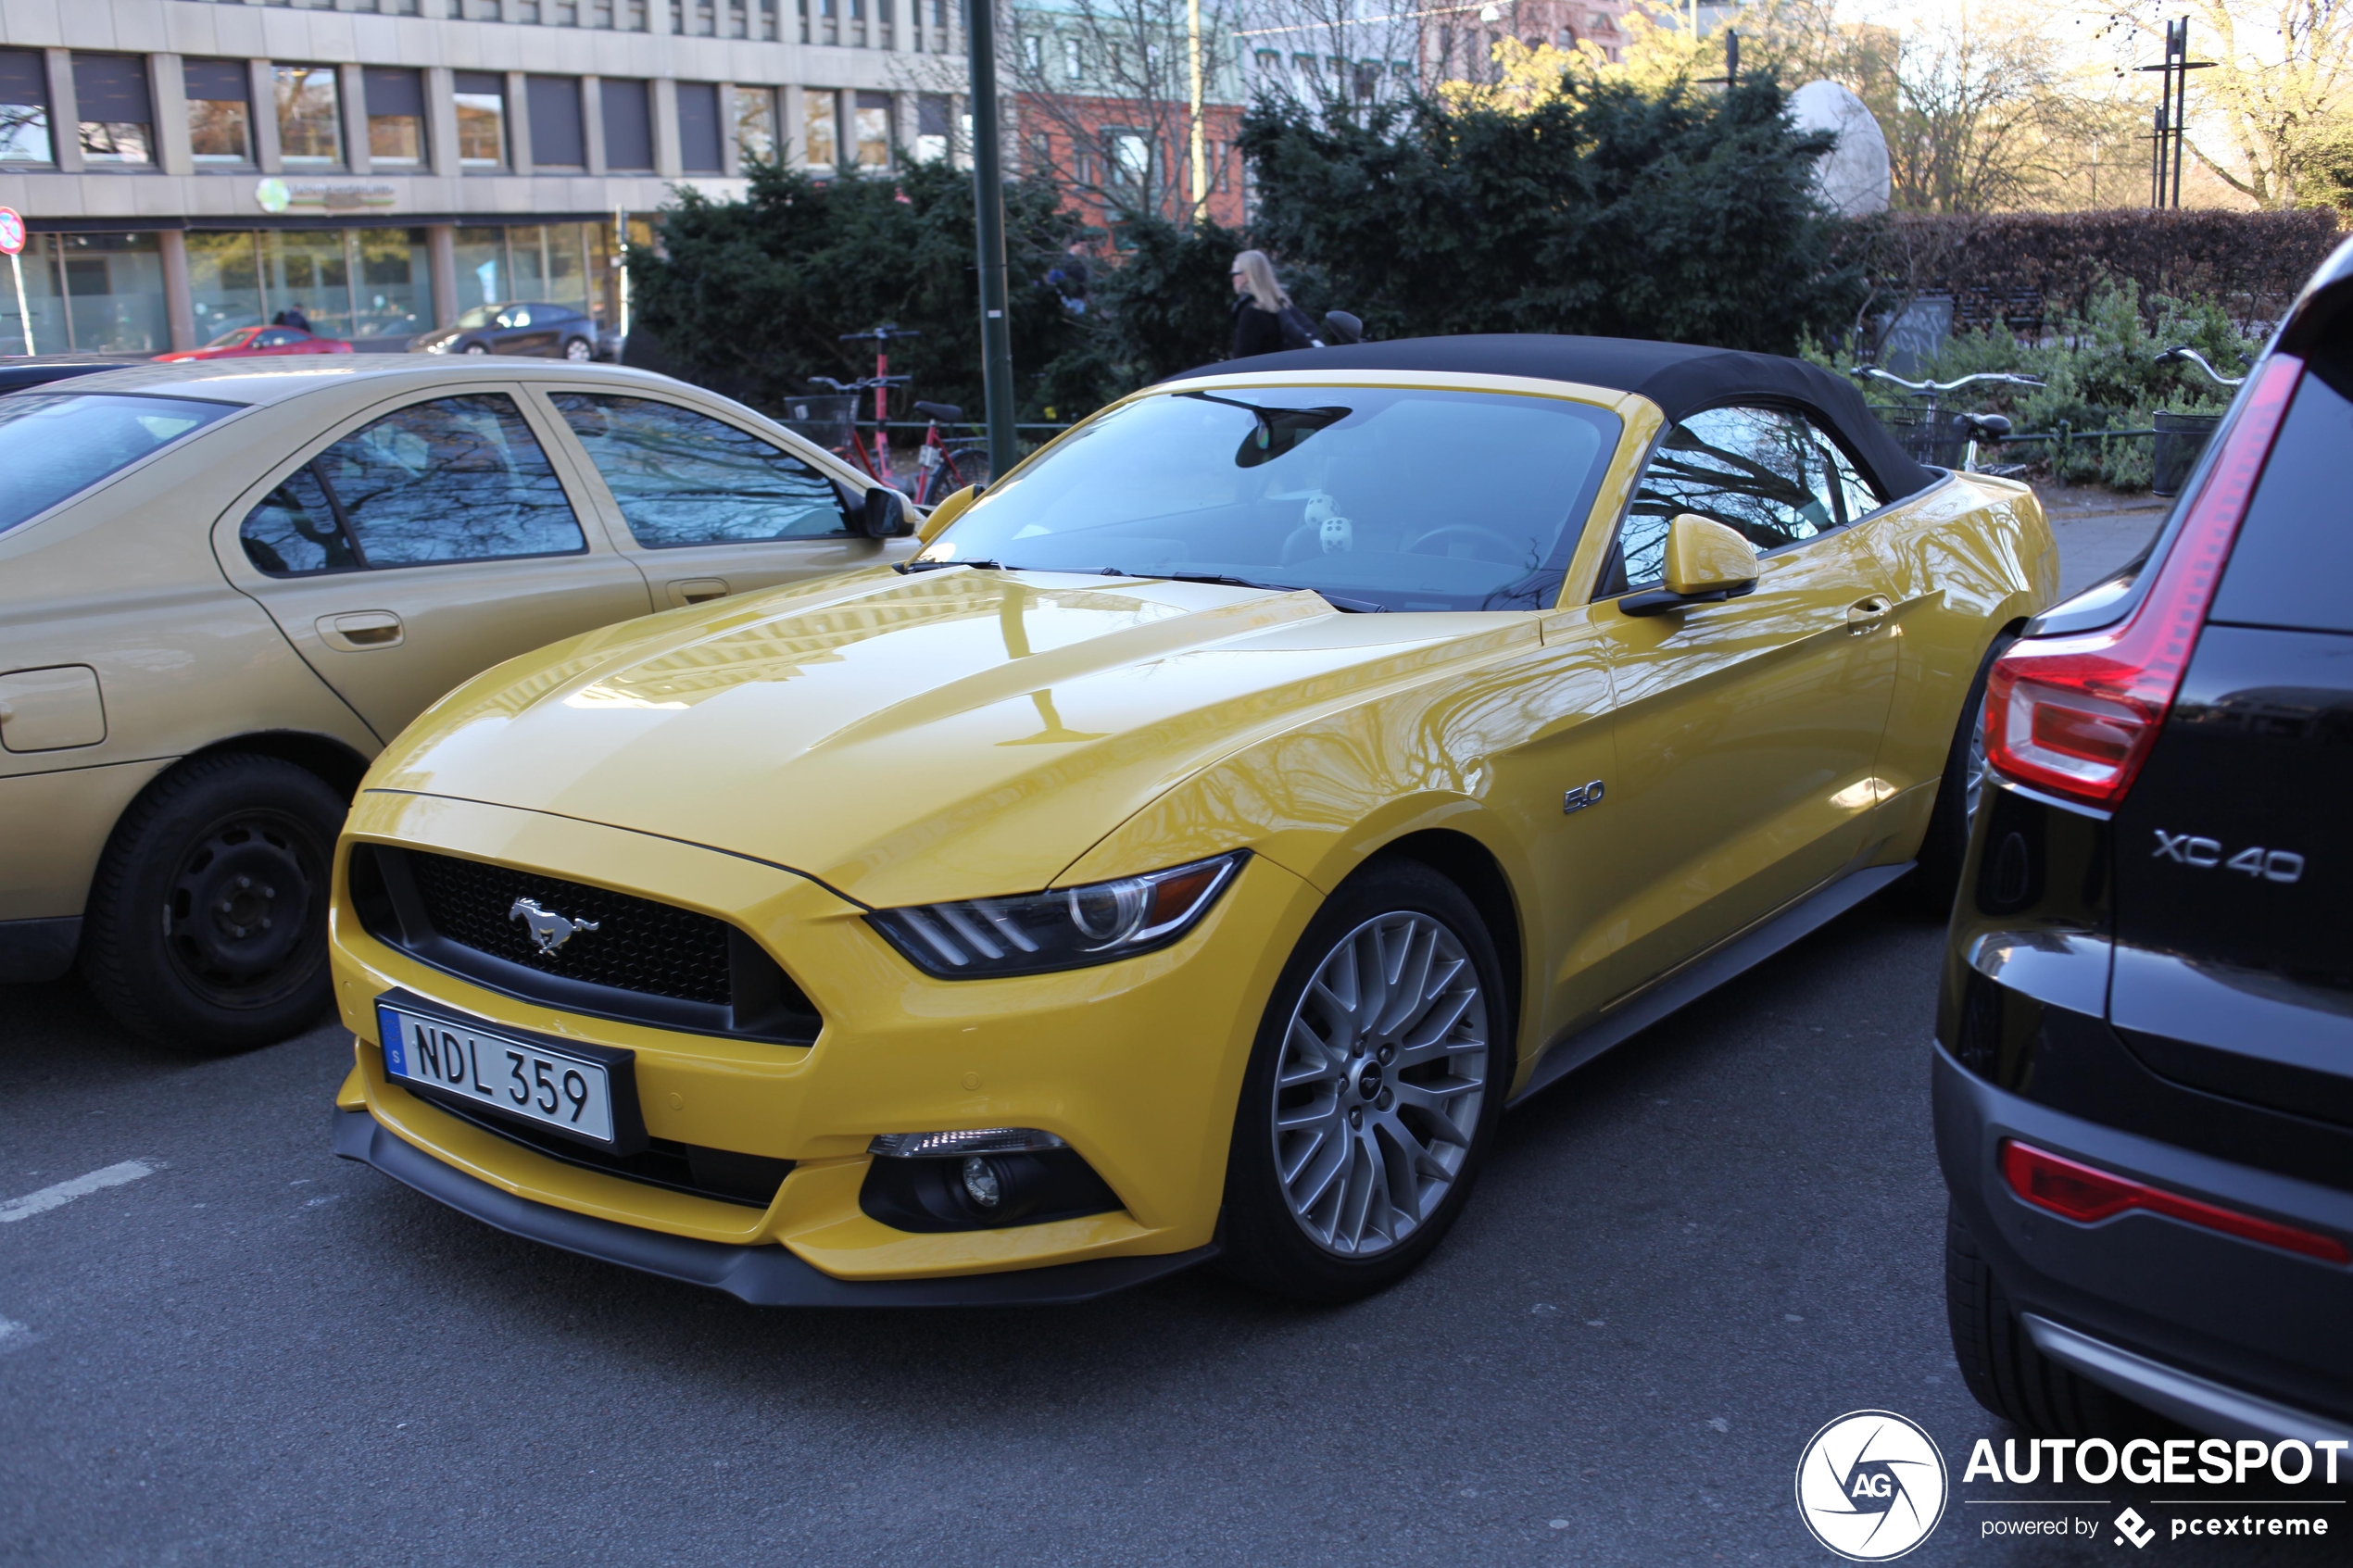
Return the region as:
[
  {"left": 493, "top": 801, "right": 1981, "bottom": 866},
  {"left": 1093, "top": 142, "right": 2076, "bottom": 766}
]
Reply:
[
  {"left": 1935, "top": 1045, "right": 2353, "bottom": 1433},
  {"left": 333, "top": 1108, "right": 1217, "bottom": 1307}
]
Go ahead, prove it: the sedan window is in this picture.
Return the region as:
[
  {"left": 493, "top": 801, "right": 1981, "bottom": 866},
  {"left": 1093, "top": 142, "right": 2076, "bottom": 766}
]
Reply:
[
  {"left": 0, "top": 393, "right": 235, "bottom": 536},
  {"left": 551, "top": 393, "right": 849, "bottom": 546},
  {"left": 308, "top": 394, "right": 585, "bottom": 567},
  {"left": 239, "top": 464, "right": 357, "bottom": 574}
]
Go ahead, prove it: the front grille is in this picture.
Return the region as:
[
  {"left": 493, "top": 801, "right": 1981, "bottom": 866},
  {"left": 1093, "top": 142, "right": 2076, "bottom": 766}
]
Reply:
[
  {"left": 351, "top": 845, "right": 821, "bottom": 1045},
  {"left": 406, "top": 851, "right": 733, "bottom": 1007}
]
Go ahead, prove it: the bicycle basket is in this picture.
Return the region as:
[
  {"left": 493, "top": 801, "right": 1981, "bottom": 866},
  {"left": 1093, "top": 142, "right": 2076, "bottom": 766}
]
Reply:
[
  {"left": 1870, "top": 404, "right": 1969, "bottom": 470},
  {"left": 782, "top": 394, "right": 860, "bottom": 450}
]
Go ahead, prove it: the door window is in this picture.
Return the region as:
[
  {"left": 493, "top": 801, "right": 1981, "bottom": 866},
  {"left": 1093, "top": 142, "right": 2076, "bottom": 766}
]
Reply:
[
  {"left": 239, "top": 393, "right": 585, "bottom": 574},
  {"left": 1606, "top": 406, "right": 1882, "bottom": 592},
  {"left": 550, "top": 393, "right": 849, "bottom": 547},
  {"left": 253, "top": 327, "right": 302, "bottom": 347}
]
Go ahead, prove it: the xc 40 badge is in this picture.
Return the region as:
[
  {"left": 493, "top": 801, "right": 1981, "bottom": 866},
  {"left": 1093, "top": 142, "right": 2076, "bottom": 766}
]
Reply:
[{"left": 2151, "top": 831, "right": 2305, "bottom": 884}]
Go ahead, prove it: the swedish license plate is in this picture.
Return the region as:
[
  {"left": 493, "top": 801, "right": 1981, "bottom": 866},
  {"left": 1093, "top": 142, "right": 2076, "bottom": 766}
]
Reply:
[{"left": 377, "top": 999, "right": 616, "bottom": 1144}]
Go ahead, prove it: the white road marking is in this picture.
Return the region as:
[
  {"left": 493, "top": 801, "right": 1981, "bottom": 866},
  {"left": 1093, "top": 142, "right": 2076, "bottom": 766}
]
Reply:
[{"left": 0, "top": 1160, "right": 161, "bottom": 1223}]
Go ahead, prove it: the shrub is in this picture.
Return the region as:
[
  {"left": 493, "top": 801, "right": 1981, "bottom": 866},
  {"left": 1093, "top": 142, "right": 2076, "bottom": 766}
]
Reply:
[{"left": 1236, "top": 76, "right": 1865, "bottom": 355}]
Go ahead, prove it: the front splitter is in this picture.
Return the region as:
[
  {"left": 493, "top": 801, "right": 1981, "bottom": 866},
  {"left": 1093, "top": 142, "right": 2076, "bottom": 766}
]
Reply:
[{"left": 333, "top": 1109, "right": 1216, "bottom": 1307}]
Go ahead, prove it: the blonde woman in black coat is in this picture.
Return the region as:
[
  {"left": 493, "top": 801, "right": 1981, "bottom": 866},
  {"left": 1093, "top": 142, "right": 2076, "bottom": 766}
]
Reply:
[{"left": 1229, "top": 250, "right": 1290, "bottom": 358}]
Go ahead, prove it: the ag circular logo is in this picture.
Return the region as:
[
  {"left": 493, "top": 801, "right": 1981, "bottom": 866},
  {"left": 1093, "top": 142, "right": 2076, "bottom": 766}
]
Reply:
[{"left": 1795, "top": 1410, "right": 1949, "bottom": 1561}]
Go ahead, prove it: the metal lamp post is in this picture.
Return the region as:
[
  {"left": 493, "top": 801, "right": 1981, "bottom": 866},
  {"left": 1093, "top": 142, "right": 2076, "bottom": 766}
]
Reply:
[{"left": 967, "top": 0, "right": 1019, "bottom": 479}]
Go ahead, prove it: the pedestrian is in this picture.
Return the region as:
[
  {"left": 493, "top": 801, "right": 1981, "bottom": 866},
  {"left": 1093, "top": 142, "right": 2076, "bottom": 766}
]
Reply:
[
  {"left": 272, "top": 305, "right": 311, "bottom": 332},
  {"left": 1048, "top": 239, "right": 1092, "bottom": 314},
  {"left": 1229, "top": 251, "right": 1290, "bottom": 358}
]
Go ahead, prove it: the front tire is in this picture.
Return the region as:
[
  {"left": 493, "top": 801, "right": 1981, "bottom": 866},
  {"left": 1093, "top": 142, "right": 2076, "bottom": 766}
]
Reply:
[
  {"left": 461, "top": 342, "right": 488, "bottom": 356},
  {"left": 1220, "top": 859, "right": 1509, "bottom": 1302},
  {"left": 80, "top": 754, "right": 345, "bottom": 1053},
  {"left": 560, "top": 336, "right": 594, "bottom": 362}
]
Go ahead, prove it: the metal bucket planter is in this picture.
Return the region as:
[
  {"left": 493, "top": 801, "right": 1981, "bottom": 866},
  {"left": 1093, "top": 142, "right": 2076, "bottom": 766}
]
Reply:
[{"left": 2152, "top": 410, "right": 2221, "bottom": 497}]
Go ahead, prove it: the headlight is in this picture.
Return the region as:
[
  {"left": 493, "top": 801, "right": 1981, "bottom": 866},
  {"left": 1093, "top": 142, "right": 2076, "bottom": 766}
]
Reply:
[
  {"left": 422, "top": 337, "right": 453, "bottom": 353},
  {"left": 867, "top": 851, "right": 1245, "bottom": 978}
]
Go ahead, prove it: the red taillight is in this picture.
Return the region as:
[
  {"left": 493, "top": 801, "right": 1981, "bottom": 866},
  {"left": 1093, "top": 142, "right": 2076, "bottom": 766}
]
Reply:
[
  {"left": 1982, "top": 354, "right": 2304, "bottom": 809},
  {"left": 2002, "top": 1140, "right": 2350, "bottom": 1265}
]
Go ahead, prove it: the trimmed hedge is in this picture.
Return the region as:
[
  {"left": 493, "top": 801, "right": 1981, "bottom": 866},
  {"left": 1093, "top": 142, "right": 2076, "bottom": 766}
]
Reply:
[{"left": 1877, "top": 209, "right": 2342, "bottom": 326}]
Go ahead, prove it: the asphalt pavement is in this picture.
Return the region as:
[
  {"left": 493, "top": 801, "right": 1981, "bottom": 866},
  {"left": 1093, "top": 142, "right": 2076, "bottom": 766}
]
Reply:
[{"left": 9, "top": 489, "right": 2327, "bottom": 1567}]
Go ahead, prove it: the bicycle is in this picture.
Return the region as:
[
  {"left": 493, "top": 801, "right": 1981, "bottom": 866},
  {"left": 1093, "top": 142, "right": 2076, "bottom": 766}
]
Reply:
[
  {"left": 799, "top": 373, "right": 902, "bottom": 483},
  {"left": 909, "top": 400, "right": 991, "bottom": 505},
  {"left": 837, "top": 322, "right": 921, "bottom": 483},
  {"left": 1852, "top": 367, "right": 2044, "bottom": 471}
]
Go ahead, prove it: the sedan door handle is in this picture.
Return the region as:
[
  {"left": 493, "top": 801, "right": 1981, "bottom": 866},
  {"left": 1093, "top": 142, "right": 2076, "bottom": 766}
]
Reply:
[
  {"left": 318, "top": 611, "right": 405, "bottom": 650},
  {"left": 666, "top": 578, "right": 729, "bottom": 608},
  {"left": 1845, "top": 596, "right": 1892, "bottom": 633}
]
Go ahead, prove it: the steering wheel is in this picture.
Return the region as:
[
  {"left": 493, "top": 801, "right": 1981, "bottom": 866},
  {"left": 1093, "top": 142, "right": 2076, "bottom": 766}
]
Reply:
[{"left": 1403, "top": 524, "right": 1523, "bottom": 563}]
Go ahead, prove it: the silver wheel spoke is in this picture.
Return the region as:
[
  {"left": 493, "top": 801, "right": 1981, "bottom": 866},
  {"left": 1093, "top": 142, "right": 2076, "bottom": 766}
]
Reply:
[{"left": 1270, "top": 908, "right": 1491, "bottom": 1259}]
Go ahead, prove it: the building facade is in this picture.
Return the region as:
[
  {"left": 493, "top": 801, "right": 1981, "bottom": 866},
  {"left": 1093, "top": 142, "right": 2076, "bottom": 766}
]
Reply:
[{"left": 0, "top": 0, "right": 965, "bottom": 355}]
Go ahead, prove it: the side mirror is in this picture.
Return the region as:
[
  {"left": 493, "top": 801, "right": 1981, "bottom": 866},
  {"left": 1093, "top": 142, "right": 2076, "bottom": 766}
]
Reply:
[
  {"left": 1621, "top": 514, "right": 1760, "bottom": 616},
  {"left": 1322, "top": 310, "right": 1364, "bottom": 345},
  {"left": 859, "top": 485, "right": 912, "bottom": 539},
  {"left": 917, "top": 483, "right": 981, "bottom": 546}
]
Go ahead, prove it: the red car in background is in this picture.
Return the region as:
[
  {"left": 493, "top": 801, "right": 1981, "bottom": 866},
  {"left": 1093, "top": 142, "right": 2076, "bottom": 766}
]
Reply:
[{"left": 155, "top": 324, "right": 353, "bottom": 362}]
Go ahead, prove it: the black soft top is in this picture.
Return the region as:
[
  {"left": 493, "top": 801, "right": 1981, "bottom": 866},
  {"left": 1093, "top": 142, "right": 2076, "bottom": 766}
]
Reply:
[{"left": 1187, "top": 334, "right": 1937, "bottom": 502}]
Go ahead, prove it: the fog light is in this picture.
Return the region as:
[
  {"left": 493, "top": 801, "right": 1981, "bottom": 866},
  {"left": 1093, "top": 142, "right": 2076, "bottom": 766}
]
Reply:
[{"left": 960, "top": 1156, "right": 1002, "bottom": 1210}]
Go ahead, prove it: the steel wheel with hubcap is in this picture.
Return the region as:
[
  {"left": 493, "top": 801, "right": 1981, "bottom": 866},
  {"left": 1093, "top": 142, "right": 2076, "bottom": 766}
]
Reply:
[
  {"left": 1223, "top": 859, "right": 1508, "bottom": 1300},
  {"left": 561, "top": 336, "right": 594, "bottom": 361},
  {"left": 81, "top": 753, "right": 346, "bottom": 1053}
]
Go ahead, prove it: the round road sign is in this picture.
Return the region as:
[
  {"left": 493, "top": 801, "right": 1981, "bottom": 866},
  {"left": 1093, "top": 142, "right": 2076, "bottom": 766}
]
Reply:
[{"left": 0, "top": 208, "right": 24, "bottom": 257}]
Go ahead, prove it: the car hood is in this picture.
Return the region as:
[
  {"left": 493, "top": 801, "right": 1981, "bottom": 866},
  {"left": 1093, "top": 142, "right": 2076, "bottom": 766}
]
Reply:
[{"left": 369, "top": 568, "right": 1529, "bottom": 907}]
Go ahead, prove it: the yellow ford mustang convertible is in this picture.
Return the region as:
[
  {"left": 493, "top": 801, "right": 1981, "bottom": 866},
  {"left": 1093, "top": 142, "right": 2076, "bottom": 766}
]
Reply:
[{"left": 329, "top": 336, "right": 2056, "bottom": 1304}]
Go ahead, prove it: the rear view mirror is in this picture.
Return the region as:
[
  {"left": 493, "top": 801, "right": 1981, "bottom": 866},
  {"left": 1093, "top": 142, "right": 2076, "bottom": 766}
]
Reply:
[
  {"left": 859, "top": 486, "right": 912, "bottom": 539},
  {"left": 1621, "top": 514, "right": 1760, "bottom": 616},
  {"left": 917, "top": 483, "right": 981, "bottom": 546}
]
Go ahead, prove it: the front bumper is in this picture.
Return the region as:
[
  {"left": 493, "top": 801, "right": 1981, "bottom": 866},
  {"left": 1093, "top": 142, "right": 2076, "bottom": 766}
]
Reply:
[
  {"left": 329, "top": 790, "right": 1322, "bottom": 1288},
  {"left": 1934, "top": 1044, "right": 2353, "bottom": 1435},
  {"left": 333, "top": 1108, "right": 1216, "bottom": 1305}
]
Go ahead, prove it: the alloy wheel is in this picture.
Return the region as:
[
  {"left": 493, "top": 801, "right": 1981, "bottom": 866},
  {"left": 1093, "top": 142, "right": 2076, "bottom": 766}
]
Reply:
[
  {"left": 1963, "top": 698, "right": 1990, "bottom": 822},
  {"left": 1271, "top": 911, "right": 1491, "bottom": 1257}
]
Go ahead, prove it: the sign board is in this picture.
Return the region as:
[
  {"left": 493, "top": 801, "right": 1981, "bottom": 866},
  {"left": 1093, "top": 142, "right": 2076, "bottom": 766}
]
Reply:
[{"left": 0, "top": 208, "right": 23, "bottom": 257}]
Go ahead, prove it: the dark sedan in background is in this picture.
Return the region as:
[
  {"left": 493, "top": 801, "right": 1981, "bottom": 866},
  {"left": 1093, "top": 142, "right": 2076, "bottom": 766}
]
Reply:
[
  {"left": 408, "top": 302, "right": 615, "bottom": 361},
  {"left": 1938, "top": 236, "right": 2353, "bottom": 1443}
]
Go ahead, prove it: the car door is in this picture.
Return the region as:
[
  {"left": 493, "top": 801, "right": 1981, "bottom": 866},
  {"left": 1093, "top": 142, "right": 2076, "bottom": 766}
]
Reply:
[
  {"left": 216, "top": 386, "right": 651, "bottom": 744},
  {"left": 495, "top": 306, "right": 558, "bottom": 358},
  {"left": 1576, "top": 403, "right": 1902, "bottom": 1002},
  {"left": 538, "top": 387, "right": 909, "bottom": 605}
]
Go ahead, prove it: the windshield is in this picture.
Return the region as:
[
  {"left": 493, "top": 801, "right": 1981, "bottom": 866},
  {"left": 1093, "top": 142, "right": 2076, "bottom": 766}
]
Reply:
[
  {"left": 0, "top": 394, "right": 236, "bottom": 535},
  {"left": 453, "top": 306, "right": 499, "bottom": 329},
  {"left": 203, "top": 326, "right": 256, "bottom": 348},
  {"left": 934, "top": 385, "right": 1621, "bottom": 610}
]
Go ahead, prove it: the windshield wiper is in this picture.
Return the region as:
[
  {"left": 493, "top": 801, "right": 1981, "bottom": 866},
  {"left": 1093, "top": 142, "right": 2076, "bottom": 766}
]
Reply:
[
  {"left": 893, "top": 558, "right": 1005, "bottom": 574},
  {"left": 1089, "top": 566, "right": 1384, "bottom": 612}
]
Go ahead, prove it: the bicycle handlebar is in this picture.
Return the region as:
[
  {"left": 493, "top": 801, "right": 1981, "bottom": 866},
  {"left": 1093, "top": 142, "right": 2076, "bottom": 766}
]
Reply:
[
  {"left": 2158, "top": 345, "right": 2247, "bottom": 389},
  {"left": 839, "top": 323, "right": 922, "bottom": 343},
  {"left": 806, "top": 374, "right": 912, "bottom": 393},
  {"left": 1853, "top": 367, "right": 2045, "bottom": 394}
]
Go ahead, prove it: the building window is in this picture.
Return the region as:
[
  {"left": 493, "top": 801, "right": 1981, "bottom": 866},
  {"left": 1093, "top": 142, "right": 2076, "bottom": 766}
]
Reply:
[
  {"left": 453, "top": 72, "right": 507, "bottom": 170},
  {"left": 733, "top": 86, "right": 777, "bottom": 166},
  {"left": 74, "top": 55, "right": 153, "bottom": 168},
  {"left": 916, "top": 94, "right": 950, "bottom": 163},
  {"left": 728, "top": 0, "right": 749, "bottom": 36},
  {"left": 0, "top": 49, "right": 52, "bottom": 165},
  {"left": 273, "top": 65, "right": 343, "bottom": 170},
  {"left": 601, "top": 78, "right": 652, "bottom": 170},
  {"left": 853, "top": 92, "right": 890, "bottom": 169},
  {"left": 761, "top": 0, "right": 781, "bottom": 41},
  {"left": 1064, "top": 39, "right": 1083, "bottom": 79},
  {"left": 447, "top": 222, "right": 623, "bottom": 326},
  {"left": 676, "top": 82, "right": 724, "bottom": 174},
  {"left": 363, "top": 68, "right": 425, "bottom": 168},
  {"left": 526, "top": 77, "right": 585, "bottom": 169},
  {"left": 4, "top": 232, "right": 168, "bottom": 354},
  {"left": 182, "top": 60, "right": 253, "bottom": 168},
  {"left": 803, "top": 89, "right": 838, "bottom": 170}
]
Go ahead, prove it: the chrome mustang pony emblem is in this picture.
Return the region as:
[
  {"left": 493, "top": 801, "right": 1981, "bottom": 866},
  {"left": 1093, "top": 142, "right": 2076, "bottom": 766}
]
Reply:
[{"left": 510, "top": 897, "right": 598, "bottom": 956}]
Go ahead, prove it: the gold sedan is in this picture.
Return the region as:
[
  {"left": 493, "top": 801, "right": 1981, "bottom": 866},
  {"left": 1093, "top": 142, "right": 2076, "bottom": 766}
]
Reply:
[
  {"left": 327, "top": 337, "right": 2056, "bottom": 1304},
  {"left": 0, "top": 358, "right": 915, "bottom": 1049}
]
